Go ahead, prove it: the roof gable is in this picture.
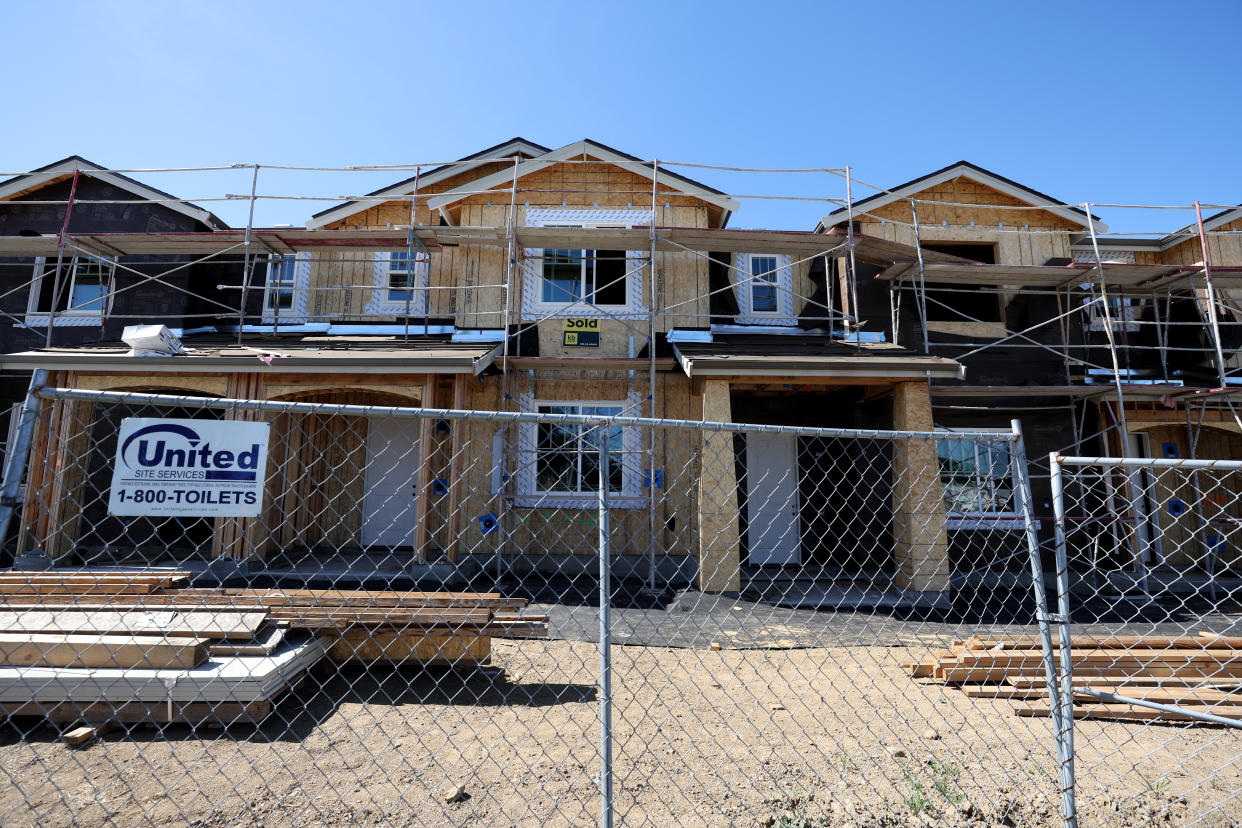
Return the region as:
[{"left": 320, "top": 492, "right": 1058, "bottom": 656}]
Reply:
[
  {"left": 0, "top": 155, "right": 226, "bottom": 229},
  {"left": 424, "top": 139, "right": 740, "bottom": 224},
  {"left": 306, "top": 138, "right": 551, "bottom": 229},
  {"left": 818, "top": 160, "right": 1098, "bottom": 233}
]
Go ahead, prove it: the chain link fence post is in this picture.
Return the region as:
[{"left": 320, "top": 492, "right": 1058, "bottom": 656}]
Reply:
[
  {"left": 1013, "top": 421, "right": 1077, "bottom": 828},
  {"left": 1047, "top": 451, "right": 1079, "bottom": 828},
  {"left": 598, "top": 435, "right": 613, "bottom": 828}
]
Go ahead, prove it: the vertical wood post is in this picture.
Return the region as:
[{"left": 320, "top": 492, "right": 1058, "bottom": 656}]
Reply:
[
  {"left": 696, "top": 379, "right": 741, "bottom": 593},
  {"left": 891, "top": 380, "right": 950, "bottom": 592},
  {"left": 214, "top": 373, "right": 267, "bottom": 563},
  {"left": 445, "top": 374, "right": 469, "bottom": 561},
  {"left": 412, "top": 375, "right": 436, "bottom": 563}
]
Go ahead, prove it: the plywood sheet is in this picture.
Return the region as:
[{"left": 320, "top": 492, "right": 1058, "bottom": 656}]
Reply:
[
  {"left": 0, "top": 610, "right": 269, "bottom": 641},
  {"left": 0, "top": 636, "right": 326, "bottom": 704}
]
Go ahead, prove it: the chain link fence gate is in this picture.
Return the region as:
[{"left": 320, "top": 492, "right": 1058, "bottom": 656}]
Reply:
[
  {"left": 0, "top": 385, "right": 1225, "bottom": 826},
  {"left": 1049, "top": 454, "right": 1242, "bottom": 828}
]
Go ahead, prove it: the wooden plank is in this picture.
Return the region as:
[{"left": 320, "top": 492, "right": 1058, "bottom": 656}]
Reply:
[
  {"left": 62, "top": 723, "right": 116, "bottom": 748},
  {"left": 1007, "top": 675, "right": 1242, "bottom": 689},
  {"left": 0, "top": 610, "right": 269, "bottom": 641},
  {"left": 0, "top": 589, "right": 526, "bottom": 610},
  {"left": 0, "top": 633, "right": 207, "bottom": 669},
  {"left": 3, "top": 699, "right": 274, "bottom": 725},
  {"left": 938, "top": 649, "right": 1242, "bottom": 668},
  {"left": 325, "top": 631, "right": 490, "bottom": 665},
  {"left": 1015, "top": 701, "right": 1242, "bottom": 723},
  {"left": 901, "top": 658, "right": 939, "bottom": 679},
  {"left": 939, "top": 663, "right": 1242, "bottom": 683},
  {"left": 208, "top": 625, "right": 286, "bottom": 657},
  {"left": 965, "top": 634, "right": 1242, "bottom": 651}
]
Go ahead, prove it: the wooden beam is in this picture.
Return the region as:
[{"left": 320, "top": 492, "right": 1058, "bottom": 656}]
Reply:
[
  {"left": 0, "top": 633, "right": 207, "bottom": 669},
  {"left": 412, "top": 376, "right": 436, "bottom": 563},
  {"left": 445, "top": 375, "right": 468, "bottom": 561}
]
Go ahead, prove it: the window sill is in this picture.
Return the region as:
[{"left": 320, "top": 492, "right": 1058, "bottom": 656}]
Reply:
[
  {"left": 527, "top": 305, "right": 648, "bottom": 321},
  {"left": 19, "top": 315, "right": 102, "bottom": 328},
  {"left": 513, "top": 494, "right": 648, "bottom": 510},
  {"left": 947, "top": 516, "right": 1026, "bottom": 531},
  {"left": 733, "top": 315, "right": 798, "bottom": 327}
]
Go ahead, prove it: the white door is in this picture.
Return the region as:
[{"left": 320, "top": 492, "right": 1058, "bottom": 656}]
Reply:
[
  {"left": 746, "top": 433, "right": 802, "bottom": 565},
  {"left": 1126, "top": 431, "right": 1163, "bottom": 565},
  {"left": 361, "top": 418, "right": 420, "bottom": 547}
]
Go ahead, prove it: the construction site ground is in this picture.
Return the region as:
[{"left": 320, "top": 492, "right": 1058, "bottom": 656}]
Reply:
[{"left": 0, "top": 585, "right": 1239, "bottom": 826}]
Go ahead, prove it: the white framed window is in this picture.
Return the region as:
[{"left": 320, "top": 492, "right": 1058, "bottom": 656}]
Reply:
[
  {"left": 937, "top": 431, "right": 1023, "bottom": 530},
  {"left": 25, "top": 255, "right": 114, "bottom": 326},
  {"left": 735, "top": 252, "right": 795, "bottom": 325},
  {"left": 1084, "top": 291, "right": 1140, "bottom": 333},
  {"left": 261, "top": 252, "right": 310, "bottom": 323},
  {"left": 522, "top": 209, "right": 651, "bottom": 320},
  {"left": 1072, "top": 250, "right": 1139, "bottom": 333},
  {"left": 515, "top": 393, "right": 644, "bottom": 508},
  {"left": 367, "top": 250, "right": 429, "bottom": 315}
]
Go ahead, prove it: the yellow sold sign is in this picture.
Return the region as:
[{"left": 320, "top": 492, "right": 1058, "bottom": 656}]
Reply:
[{"left": 562, "top": 318, "right": 600, "bottom": 347}]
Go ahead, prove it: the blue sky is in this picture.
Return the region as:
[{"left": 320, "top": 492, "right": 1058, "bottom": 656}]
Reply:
[{"left": 5, "top": 0, "right": 1241, "bottom": 234}]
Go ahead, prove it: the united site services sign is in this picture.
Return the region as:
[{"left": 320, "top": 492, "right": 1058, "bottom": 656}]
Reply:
[{"left": 108, "top": 418, "right": 270, "bottom": 517}]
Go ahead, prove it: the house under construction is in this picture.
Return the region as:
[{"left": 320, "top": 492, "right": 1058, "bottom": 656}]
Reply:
[{"left": 0, "top": 142, "right": 1239, "bottom": 603}]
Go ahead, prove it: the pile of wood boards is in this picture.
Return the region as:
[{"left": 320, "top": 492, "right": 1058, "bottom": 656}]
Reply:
[
  {"left": 0, "top": 569, "right": 548, "bottom": 728},
  {"left": 905, "top": 633, "right": 1242, "bottom": 724},
  {"left": 0, "top": 573, "right": 549, "bottom": 666}
]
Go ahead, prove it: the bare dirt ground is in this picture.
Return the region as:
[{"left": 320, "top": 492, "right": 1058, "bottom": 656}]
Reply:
[{"left": 0, "top": 639, "right": 1237, "bottom": 827}]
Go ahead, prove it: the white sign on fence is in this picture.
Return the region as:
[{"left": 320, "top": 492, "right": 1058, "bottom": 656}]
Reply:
[{"left": 107, "top": 418, "right": 270, "bottom": 517}]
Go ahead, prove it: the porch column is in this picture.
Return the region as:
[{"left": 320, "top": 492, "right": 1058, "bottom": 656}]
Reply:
[
  {"left": 891, "top": 381, "right": 950, "bottom": 592},
  {"left": 696, "top": 379, "right": 741, "bottom": 593},
  {"left": 42, "top": 398, "right": 93, "bottom": 561}
]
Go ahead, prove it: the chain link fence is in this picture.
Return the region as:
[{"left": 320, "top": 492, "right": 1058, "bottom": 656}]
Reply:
[
  {"left": 0, "top": 387, "right": 1234, "bottom": 825},
  {"left": 1050, "top": 455, "right": 1242, "bottom": 827}
]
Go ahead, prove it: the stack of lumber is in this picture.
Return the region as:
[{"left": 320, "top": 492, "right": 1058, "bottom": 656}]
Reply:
[
  {"left": 0, "top": 574, "right": 549, "bottom": 666},
  {"left": 904, "top": 632, "right": 1242, "bottom": 724},
  {"left": 0, "top": 569, "right": 548, "bottom": 724}
]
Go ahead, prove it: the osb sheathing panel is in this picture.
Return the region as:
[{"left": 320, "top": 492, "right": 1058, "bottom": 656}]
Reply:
[
  {"left": 857, "top": 177, "right": 1078, "bottom": 266},
  {"left": 452, "top": 373, "right": 698, "bottom": 560},
  {"left": 307, "top": 160, "right": 736, "bottom": 334},
  {"left": 1141, "top": 217, "right": 1242, "bottom": 267},
  {"left": 72, "top": 373, "right": 230, "bottom": 397},
  {"left": 1139, "top": 424, "right": 1242, "bottom": 570},
  {"left": 323, "top": 162, "right": 513, "bottom": 231},
  {"left": 448, "top": 160, "right": 717, "bottom": 223}
]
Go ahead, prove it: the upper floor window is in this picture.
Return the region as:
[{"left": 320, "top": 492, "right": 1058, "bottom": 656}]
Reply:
[
  {"left": 367, "top": 250, "right": 429, "bottom": 316},
  {"left": 522, "top": 209, "right": 651, "bottom": 320},
  {"left": 25, "top": 255, "right": 114, "bottom": 326},
  {"left": 735, "top": 252, "right": 795, "bottom": 325},
  {"left": 1085, "top": 293, "right": 1139, "bottom": 332},
  {"left": 1072, "top": 250, "right": 1139, "bottom": 333},
  {"left": 540, "top": 241, "right": 629, "bottom": 306},
  {"left": 262, "top": 253, "right": 310, "bottom": 323}
]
